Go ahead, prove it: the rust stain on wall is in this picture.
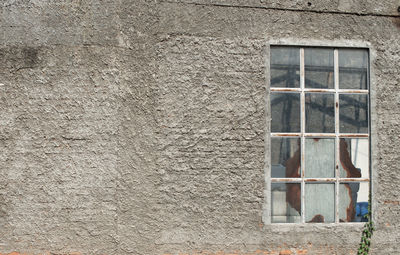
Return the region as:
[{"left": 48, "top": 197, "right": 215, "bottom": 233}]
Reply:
[
  {"left": 392, "top": 17, "right": 400, "bottom": 29},
  {"left": 384, "top": 200, "right": 400, "bottom": 205}
]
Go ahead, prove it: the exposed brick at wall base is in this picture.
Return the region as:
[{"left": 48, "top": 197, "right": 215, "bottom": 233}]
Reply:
[
  {"left": 0, "top": 253, "right": 81, "bottom": 255},
  {"left": 158, "top": 244, "right": 359, "bottom": 255},
  {"left": 162, "top": 250, "right": 309, "bottom": 255},
  {"left": 0, "top": 249, "right": 347, "bottom": 255}
]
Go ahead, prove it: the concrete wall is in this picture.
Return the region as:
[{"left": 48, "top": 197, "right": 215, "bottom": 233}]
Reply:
[{"left": 0, "top": 0, "right": 399, "bottom": 254}]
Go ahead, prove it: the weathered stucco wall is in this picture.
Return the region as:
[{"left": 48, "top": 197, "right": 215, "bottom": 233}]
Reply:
[{"left": 0, "top": 0, "right": 399, "bottom": 254}]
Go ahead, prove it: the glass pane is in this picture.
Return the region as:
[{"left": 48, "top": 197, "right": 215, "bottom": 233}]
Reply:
[
  {"left": 339, "top": 94, "right": 368, "bottom": 133},
  {"left": 271, "top": 183, "right": 301, "bottom": 223},
  {"left": 305, "top": 184, "right": 335, "bottom": 223},
  {"left": 339, "top": 49, "right": 368, "bottom": 90},
  {"left": 305, "top": 139, "right": 335, "bottom": 178},
  {"left": 271, "top": 138, "right": 301, "bottom": 178},
  {"left": 305, "top": 93, "right": 335, "bottom": 133},
  {"left": 270, "top": 47, "right": 300, "bottom": 88},
  {"left": 339, "top": 138, "right": 369, "bottom": 178},
  {"left": 305, "top": 48, "right": 334, "bottom": 89},
  {"left": 271, "top": 93, "right": 300, "bottom": 132},
  {"left": 339, "top": 182, "right": 369, "bottom": 222}
]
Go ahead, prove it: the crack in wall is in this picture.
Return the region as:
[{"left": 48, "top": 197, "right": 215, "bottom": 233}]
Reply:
[{"left": 163, "top": 0, "right": 400, "bottom": 18}]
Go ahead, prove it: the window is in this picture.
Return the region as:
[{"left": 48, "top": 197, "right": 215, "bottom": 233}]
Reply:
[{"left": 270, "top": 46, "right": 370, "bottom": 223}]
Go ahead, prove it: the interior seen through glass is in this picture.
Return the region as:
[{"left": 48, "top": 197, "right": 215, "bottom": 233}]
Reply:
[{"left": 270, "top": 47, "right": 369, "bottom": 223}]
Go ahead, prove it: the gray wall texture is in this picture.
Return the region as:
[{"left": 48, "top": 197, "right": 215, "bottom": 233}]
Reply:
[{"left": 0, "top": 0, "right": 400, "bottom": 254}]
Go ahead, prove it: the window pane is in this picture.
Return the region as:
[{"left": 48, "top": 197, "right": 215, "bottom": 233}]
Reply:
[
  {"left": 339, "top": 94, "right": 368, "bottom": 133},
  {"left": 339, "top": 138, "right": 369, "bottom": 178},
  {"left": 271, "top": 93, "right": 300, "bottom": 132},
  {"left": 305, "top": 93, "right": 335, "bottom": 133},
  {"left": 270, "top": 47, "right": 300, "bottom": 88},
  {"left": 305, "top": 184, "right": 335, "bottom": 223},
  {"left": 339, "top": 49, "right": 368, "bottom": 90},
  {"left": 269, "top": 47, "right": 370, "bottom": 225},
  {"left": 271, "top": 183, "right": 301, "bottom": 223},
  {"left": 305, "top": 48, "right": 334, "bottom": 89},
  {"left": 271, "top": 138, "right": 301, "bottom": 178},
  {"left": 305, "top": 138, "right": 335, "bottom": 178},
  {"left": 339, "top": 182, "right": 369, "bottom": 222}
]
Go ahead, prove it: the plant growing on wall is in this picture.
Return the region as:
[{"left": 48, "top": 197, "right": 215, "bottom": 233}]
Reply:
[{"left": 358, "top": 194, "right": 374, "bottom": 255}]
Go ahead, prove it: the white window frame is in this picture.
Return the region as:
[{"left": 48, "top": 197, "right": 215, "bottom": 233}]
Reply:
[{"left": 264, "top": 40, "right": 374, "bottom": 225}]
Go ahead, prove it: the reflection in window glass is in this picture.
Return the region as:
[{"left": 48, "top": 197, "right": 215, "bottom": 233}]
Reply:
[
  {"left": 339, "top": 138, "right": 369, "bottom": 178},
  {"left": 270, "top": 46, "right": 370, "bottom": 224},
  {"left": 271, "top": 138, "right": 300, "bottom": 178},
  {"left": 271, "top": 183, "right": 301, "bottom": 223},
  {"left": 305, "top": 184, "right": 335, "bottom": 223},
  {"left": 305, "top": 48, "right": 334, "bottom": 89},
  {"left": 305, "top": 139, "right": 335, "bottom": 178},
  {"left": 270, "top": 47, "right": 300, "bottom": 88},
  {"left": 339, "top": 182, "right": 369, "bottom": 222},
  {"left": 339, "top": 94, "right": 368, "bottom": 133},
  {"left": 305, "top": 93, "right": 335, "bottom": 133},
  {"left": 339, "top": 49, "right": 368, "bottom": 90},
  {"left": 271, "top": 93, "right": 300, "bottom": 132}
]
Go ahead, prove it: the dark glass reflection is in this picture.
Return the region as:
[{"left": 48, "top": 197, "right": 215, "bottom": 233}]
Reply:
[
  {"left": 339, "top": 182, "right": 369, "bottom": 222},
  {"left": 305, "top": 184, "right": 335, "bottom": 223},
  {"left": 339, "top": 49, "right": 368, "bottom": 90},
  {"left": 304, "top": 138, "right": 335, "bottom": 178},
  {"left": 271, "top": 93, "right": 300, "bottom": 132},
  {"left": 270, "top": 47, "right": 300, "bottom": 88},
  {"left": 339, "top": 138, "right": 369, "bottom": 178},
  {"left": 305, "top": 93, "right": 335, "bottom": 133},
  {"left": 339, "top": 94, "right": 368, "bottom": 133},
  {"left": 305, "top": 48, "right": 334, "bottom": 89},
  {"left": 271, "top": 137, "right": 300, "bottom": 178},
  {"left": 271, "top": 183, "right": 301, "bottom": 223}
]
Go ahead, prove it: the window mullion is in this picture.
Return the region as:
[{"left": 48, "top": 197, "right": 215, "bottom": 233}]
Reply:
[
  {"left": 300, "top": 48, "right": 305, "bottom": 223},
  {"left": 334, "top": 48, "right": 340, "bottom": 223},
  {"left": 270, "top": 46, "right": 370, "bottom": 224}
]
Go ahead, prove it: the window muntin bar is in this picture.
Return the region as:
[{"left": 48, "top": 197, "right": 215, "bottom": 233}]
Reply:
[
  {"left": 270, "top": 46, "right": 370, "bottom": 224},
  {"left": 299, "top": 48, "right": 306, "bottom": 223},
  {"left": 271, "top": 88, "right": 368, "bottom": 94},
  {"left": 271, "top": 178, "right": 370, "bottom": 182},
  {"left": 271, "top": 133, "right": 369, "bottom": 138},
  {"left": 334, "top": 48, "right": 340, "bottom": 223}
]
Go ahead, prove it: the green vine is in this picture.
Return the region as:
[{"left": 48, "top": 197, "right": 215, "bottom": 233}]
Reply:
[{"left": 358, "top": 194, "right": 374, "bottom": 255}]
